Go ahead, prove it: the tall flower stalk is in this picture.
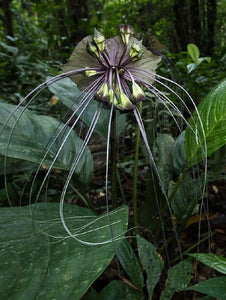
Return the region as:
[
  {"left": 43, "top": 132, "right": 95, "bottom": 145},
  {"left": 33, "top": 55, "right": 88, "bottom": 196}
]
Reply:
[{"left": 0, "top": 25, "right": 207, "bottom": 249}]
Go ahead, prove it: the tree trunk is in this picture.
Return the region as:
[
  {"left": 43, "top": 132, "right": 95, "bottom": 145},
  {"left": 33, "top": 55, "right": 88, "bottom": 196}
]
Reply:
[
  {"left": 54, "top": 0, "right": 69, "bottom": 39},
  {"left": 205, "top": 0, "right": 216, "bottom": 55},
  {"left": 0, "top": 0, "right": 14, "bottom": 37},
  {"left": 173, "top": 0, "right": 216, "bottom": 55},
  {"left": 66, "top": 0, "right": 89, "bottom": 44},
  {"left": 173, "top": 0, "right": 201, "bottom": 50}
]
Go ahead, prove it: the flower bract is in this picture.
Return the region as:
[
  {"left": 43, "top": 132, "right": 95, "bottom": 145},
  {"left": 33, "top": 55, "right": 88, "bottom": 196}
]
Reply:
[{"left": 62, "top": 25, "right": 161, "bottom": 112}]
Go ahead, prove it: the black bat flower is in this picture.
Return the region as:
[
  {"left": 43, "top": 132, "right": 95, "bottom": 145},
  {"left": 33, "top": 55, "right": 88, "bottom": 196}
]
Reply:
[{"left": 0, "top": 25, "right": 206, "bottom": 246}]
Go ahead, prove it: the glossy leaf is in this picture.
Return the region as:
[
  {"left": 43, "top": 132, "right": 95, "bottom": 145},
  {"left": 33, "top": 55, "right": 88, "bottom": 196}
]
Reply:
[
  {"left": 198, "top": 57, "right": 211, "bottom": 64},
  {"left": 0, "top": 154, "right": 36, "bottom": 175},
  {"left": 0, "top": 101, "right": 93, "bottom": 183},
  {"left": 137, "top": 235, "right": 164, "bottom": 299},
  {"left": 189, "top": 253, "right": 226, "bottom": 274},
  {"left": 48, "top": 77, "right": 127, "bottom": 138},
  {"left": 185, "top": 78, "right": 226, "bottom": 165},
  {"left": 187, "top": 63, "right": 198, "bottom": 73},
  {"left": 0, "top": 203, "right": 128, "bottom": 300},
  {"left": 171, "top": 176, "right": 203, "bottom": 223},
  {"left": 172, "top": 131, "right": 186, "bottom": 173},
  {"left": 0, "top": 42, "right": 19, "bottom": 56},
  {"left": 116, "top": 239, "right": 144, "bottom": 290},
  {"left": 187, "top": 43, "right": 200, "bottom": 64},
  {"left": 186, "top": 277, "right": 226, "bottom": 298},
  {"left": 160, "top": 258, "right": 192, "bottom": 300},
  {"left": 155, "top": 133, "right": 175, "bottom": 192}
]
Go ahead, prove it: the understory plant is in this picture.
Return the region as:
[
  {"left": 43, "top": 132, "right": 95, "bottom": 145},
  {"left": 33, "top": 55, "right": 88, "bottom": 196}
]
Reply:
[{"left": 0, "top": 25, "right": 225, "bottom": 299}]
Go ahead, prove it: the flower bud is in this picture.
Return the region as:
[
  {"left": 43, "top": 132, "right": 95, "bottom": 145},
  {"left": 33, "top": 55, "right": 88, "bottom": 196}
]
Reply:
[
  {"left": 129, "top": 40, "right": 143, "bottom": 61},
  {"left": 131, "top": 82, "right": 146, "bottom": 102},
  {"left": 50, "top": 95, "right": 59, "bottom": 106},
  {"left": 119, "top": 24, "right": 134, "bottom": 45},
  {"left": 86, "top": 40, "right": 99, "bottom": 58},
  {"left": 117, "top": 93, "right": 134, "bottom": 111},
  {"left": 84, "top": 68, "right": 97, "bottom": 77},
  {"left": 109, "top": 89, "right": 118, "bottom": 105},
  {"left": 93, "top": 28, "right": 105, "bottom": 52},
  {"left": 95, "top": 83, "right": 110, "bottom": 103}
]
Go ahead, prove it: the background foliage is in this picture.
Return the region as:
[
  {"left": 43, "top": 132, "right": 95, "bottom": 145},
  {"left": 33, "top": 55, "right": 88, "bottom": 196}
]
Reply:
[
  {"left": 0, "top": 0, "right": 226, "bottom": 103},
  {"left": 0, "top": 0, "right": 226, "bottom": 299}
]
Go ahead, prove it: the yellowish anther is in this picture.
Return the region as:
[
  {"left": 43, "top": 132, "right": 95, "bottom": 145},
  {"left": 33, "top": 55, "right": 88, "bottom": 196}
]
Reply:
[
  {"left": 132, "top": 82, "right": 146, "bottom": 102},
  {"left": 109, "top": 89, "right": 118, "bottom": 105},
  {"left": 86, "top": 40, "right": 99, "bottom": 58},
  {"left": 84, "top": 68, "right": 97, "bottom": 77},
  {"left": 129, "top": 40, "right": 143, "bottom": 61},
  {"left": 93, "top": 28, "right": 105, "bottom": 52},
  {"left": 119, "top": 24, "right": 134, "bottom": 44}
]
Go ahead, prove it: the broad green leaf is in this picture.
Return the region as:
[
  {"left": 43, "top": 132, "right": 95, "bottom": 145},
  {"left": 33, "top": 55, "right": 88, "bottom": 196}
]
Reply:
[
  {"left": 0, "top": 203, "right": 128, "bottom": 300},
  {"left": 0, "top": 154, "right": 36, "bottom": 175},
  {"left": 187, "top": 62, "right": 198, "bottom": 73},
  {"left": 187, "top": 57, "right": 211, "bottom": 73},
  {"left": 187, "top": 43, "right": 200, "bottom": 64},
  {"left": 83, "top": 288, "right": 98, "bottom": 300},
  {"left": 160, "top": 258, "right": 192, "bottom": 300},
  {"left": 186, "top": 277, "right": 226, "bottom": 299},
  {"left": 137, "top": 235, "right": 164, "bottom": 299},
  {"left": 171, "top": 176, "right": 203, "bottom": 223},
  {"left": 185, "top": 78, "right": 226, "bottom": 165},
  {"left": 189, "top": 253, "right": 226, "bottom": 274},
  {"left": 0, "top": 41, "right": 19, "bottom": 56},
  {"left": 0, "top": 101, "right": 93, "bottom": 183},
  {"left": 48, "top": 77, "right": 127, "bottom": 138},
  {"left": 116, "top": 239, "right": 144, "bottom": 290},
  {"left": 198, "top": 57, "right": 211, "bottom": 64},
  {"left": 172, "top": 132, "right": 186, "bottom": 173},
  {"left": 155, "top": 133, "right": 175, "bottom": 192},
  {"left": 208, "top": 145, "right": 226, "bottom": 181},
  {"left": 91, "top": 280, "right": 144, "bottom": 300}
]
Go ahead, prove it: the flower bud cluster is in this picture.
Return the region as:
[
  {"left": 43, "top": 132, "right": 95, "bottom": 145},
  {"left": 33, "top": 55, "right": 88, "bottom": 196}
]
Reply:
[
  {"left": 129, "top": 40, "right": 143, "bottom": 61},
  {"left": 94, "top": 80, "right": 145, "bottom": 111},
  {"left": 86, "top": 26, "right": 147, "bottom": 111},
  {"left": 63, "top": 24, "right": 160, "bottom": 112},
  {"left": 119, "top": 24, "right": 134, "bottom": 45},
  {"left": 86, "top": 28, "right": 105, "bottom": 58}
]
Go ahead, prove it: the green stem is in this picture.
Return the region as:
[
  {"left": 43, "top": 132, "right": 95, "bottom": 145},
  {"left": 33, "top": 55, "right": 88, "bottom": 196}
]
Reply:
[
  {"left": 111, "top": 111, "right": 117, "bottom": 208},
  {"left": 133, "top": 102, "right": 142, "bottom": 234}
]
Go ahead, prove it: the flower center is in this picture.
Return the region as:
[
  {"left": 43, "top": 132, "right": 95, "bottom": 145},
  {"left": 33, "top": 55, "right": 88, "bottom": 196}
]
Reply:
[{"left": 85, "top": 26, "right": 147, "bottom": 111}]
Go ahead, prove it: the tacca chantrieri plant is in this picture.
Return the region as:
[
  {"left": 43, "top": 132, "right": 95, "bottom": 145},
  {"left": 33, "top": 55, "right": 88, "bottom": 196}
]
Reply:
[
  {"left": 1, "top": 25, "right": 206, "bottom": 246},
  {"left": 60, "top": 24, "right": 165, "bottom": 244}
]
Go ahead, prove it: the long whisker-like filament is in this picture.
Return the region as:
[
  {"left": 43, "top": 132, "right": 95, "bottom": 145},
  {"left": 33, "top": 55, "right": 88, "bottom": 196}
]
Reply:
[
  {"left": 134, "top": 107, "right": 184, "bottom": 263},
  {"left": 130, "top": 67, "right": 207, "bottom": 170},
  {"left": 3, "top": 73, "right": 104, "bottom": 207},
  {"left": 58, "top": 104, "right": 109, "bottom": 245},
  {"left": 29, "top": 77, "right": 105, "bottom": 208}
]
